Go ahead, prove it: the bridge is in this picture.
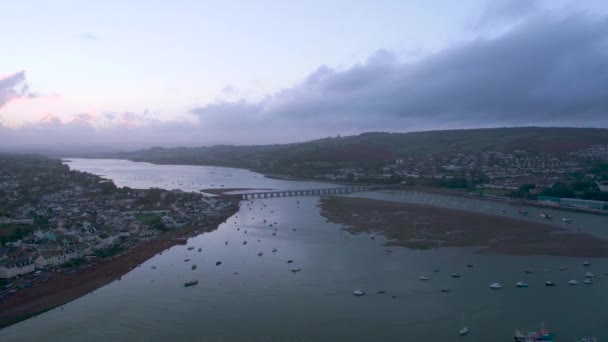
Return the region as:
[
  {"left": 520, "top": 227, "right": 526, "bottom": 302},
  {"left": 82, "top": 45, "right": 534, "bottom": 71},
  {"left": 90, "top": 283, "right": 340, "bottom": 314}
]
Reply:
[{"left": 237, "top": 186, "right": 383, "bottom": 200}]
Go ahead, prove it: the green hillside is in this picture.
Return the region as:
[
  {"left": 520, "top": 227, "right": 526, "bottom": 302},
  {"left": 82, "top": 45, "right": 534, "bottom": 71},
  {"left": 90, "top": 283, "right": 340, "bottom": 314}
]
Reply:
[{"left": 102, "top": 127, "right": 608, "bottom": 177}]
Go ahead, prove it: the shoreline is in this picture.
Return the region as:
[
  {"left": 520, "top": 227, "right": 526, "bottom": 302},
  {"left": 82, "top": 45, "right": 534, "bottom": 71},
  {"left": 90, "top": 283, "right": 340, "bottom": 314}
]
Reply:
[{"left": 0, "top": 199, "right": 239, "bottom": 330}]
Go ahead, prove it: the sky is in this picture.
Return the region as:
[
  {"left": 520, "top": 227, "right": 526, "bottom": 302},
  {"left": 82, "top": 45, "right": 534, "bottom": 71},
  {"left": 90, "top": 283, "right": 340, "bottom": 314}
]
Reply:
[{"left": 1, "top": 0, "right": 608, "bottom": 152}]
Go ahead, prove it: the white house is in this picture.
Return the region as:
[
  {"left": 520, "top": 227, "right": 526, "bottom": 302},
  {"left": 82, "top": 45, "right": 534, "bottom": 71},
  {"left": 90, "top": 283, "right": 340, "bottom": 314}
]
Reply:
[{"left": 0, "top": 259, "right": 36, "bottom": 278}]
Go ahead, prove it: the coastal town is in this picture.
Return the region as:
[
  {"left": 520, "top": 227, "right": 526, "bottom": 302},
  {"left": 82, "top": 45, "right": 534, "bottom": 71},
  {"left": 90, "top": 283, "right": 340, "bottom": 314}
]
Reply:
[
  {"left": 0, "top": 155, "right": 236, "bottom": 296},
  {"left": 318, "top": 145, "right": 608, "bottom": 202}
]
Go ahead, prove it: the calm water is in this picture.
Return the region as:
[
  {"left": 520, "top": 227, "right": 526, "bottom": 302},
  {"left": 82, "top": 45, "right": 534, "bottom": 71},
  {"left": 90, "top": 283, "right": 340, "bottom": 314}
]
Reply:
[{"left": 2, "top": 159, "right": 607, "bottom": 341}]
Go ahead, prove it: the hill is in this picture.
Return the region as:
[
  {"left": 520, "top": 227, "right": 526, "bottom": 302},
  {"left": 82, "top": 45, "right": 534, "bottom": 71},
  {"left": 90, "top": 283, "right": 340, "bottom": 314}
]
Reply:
[{"left": 98, "top": 127, "right": 608, "bottom": 177}]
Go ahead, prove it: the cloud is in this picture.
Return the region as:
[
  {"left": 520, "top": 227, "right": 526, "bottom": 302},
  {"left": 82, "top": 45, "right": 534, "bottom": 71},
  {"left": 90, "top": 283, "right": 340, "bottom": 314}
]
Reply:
[
  {"left": 2, "top": 8, "right": 608, "bottom": 152},
  {"left": 0, "top": 71, "right": 35, "bottom": 109},
  {"left": 475, "top": 0, "right": 541, "bottom": 30},
  {"left": 75, "top": 33, "right": 100, "bottom": 41},
  {"left": 190, "top": 11, "right": 608, "bottom": 134}
]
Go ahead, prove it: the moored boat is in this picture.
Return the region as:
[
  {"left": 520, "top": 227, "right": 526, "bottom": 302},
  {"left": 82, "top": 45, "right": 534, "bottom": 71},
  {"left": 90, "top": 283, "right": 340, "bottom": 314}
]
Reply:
[
  {"left": 513, "top": 323, "right": 553, "bottom": 342},
  {"left": 353, "top": 289, "right": 364, "bottom": 296},
  {"left": 184, "top": 280, "right": 199, "bottom": 287},
  {"left": 540, "top": 213, "right": 553, "bottom": 219},
  {"left": 585, "top": 272, "right": 595, "bottom": 278},
  {"left": 490, "top": 282, "right": 502, "bottom": 289},
  {"left": 584, "top": 279, "right": 592, "bottom": 285},
  {"left": 545, "top": 281, "right": 556, "bottom": 287},
  {"left": 420, "top": 276, "right": 430, "bottom": 281},
  {"left": 568, "top": 279, "right": 578, "bottom": 285},
  {"left": 562, "top": 217, "right": 572, "bottom": 223},
  {"left": 516, "top": 281, "right": 529, "bottom": 288}
]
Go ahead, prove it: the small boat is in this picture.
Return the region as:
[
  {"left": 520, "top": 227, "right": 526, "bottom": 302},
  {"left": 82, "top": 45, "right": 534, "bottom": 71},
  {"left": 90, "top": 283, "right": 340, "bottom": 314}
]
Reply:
[
  {"left": 198, "top": 248, "right": 202, "bottom": 252},
  {"left": 459, "top": 313, "right": 468, "bottom": 336},
  {"left": 191, "top": 264, "right": 197, "bottom": 270},
  {"left": 524, "top": 270, "right": 534, "bottom": 274},
  {"left": 290, "top": 267, "right": 302, "bottom": 273},
  {"left": 584, "top": 261, "right": 591, "bottom": 267},
  {"left": 420, "top": 276, "right": 430, "bottom": 281},
  {"left": 451, "top": 273, "right": 461, "bottom": 278},
  {"left": 466, "top": 264, "right": 474, "bottom": 268},
  {"left": 585, "top": 272, "right": 595, "bottom": 278},
  {"left": 562, "top": 217, "right": 572, "bottom": 223},
  {"left": 433, "top": 268, "right": 440, "bottom": 273},
  {"left": 187, "top": 247, "right": 194, "bottom": 250},
  {"left": 243, "top": 241, "right": 247, "bottom": 245},
  {"left": 545, "top": 281, "right": 556, "bottom": 287},
  {"left": 490, "top": 282, "right": 502, "bottom": 289},
  {"left": 215, "top": 261, "right": 222, "bottom": 266},
  {"left": 584, "top": 279, "right": 592, "bottom": 285},
  {"left": 184, "top": 280, "right": 199, "bottom": 287},
  {"left": 257, "top": 251, "right": 263, "bottom": 256},
  {"left": 516, "top": 281, "right": 529, "bottom": 288},
  {"left": 578, "top": 338, "right": 597, "bottom": 342},
  {"left": 440, "top": 289, "right": 450, "bottom": 293},
  {"left": 558, "top": 267, "right": 566, "bottom": 271},
  {"left": 286, "top": 260, "right": 294, "bottom": 264},
  {"left": 569, "top": 279, "right": 578, "bottom": 285},
  {"left": 519, "top": 209, "right": 528, "bottom": 215},
  {"left": 513, "top": 323, "right": 553, "bottom": 342},
  {"left": 272, "top": 248, "right": 277, "bottom": 253},
  {"left": 540, "top": 213, "right": 553, "bottom": 219},
  {"left": 184, "top": 259, "right": 191, "bottom": 262},
  {"left": 353, "top": 290, "right": 364, "bottom": 296}
]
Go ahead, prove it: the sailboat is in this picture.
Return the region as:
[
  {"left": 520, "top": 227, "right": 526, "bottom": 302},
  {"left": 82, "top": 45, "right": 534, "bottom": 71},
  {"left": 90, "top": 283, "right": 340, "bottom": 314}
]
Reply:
[{"left": 459, "top": 313, "right": 469, "bottom": 336}]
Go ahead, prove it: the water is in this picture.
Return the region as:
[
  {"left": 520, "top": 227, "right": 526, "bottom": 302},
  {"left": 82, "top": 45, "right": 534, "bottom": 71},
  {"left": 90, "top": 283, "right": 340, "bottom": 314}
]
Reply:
[{"left": 1, "top": 159, "right": 607, "bottom": 341}]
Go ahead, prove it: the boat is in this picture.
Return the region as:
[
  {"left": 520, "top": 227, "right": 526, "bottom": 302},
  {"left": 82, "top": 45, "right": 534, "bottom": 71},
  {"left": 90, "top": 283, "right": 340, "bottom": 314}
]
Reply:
[
  {"left": 187, "top": 247, "right": 194, "bottom": 250},
  {"left": 585, "top": 272, "right": 595, "bottom": 278},
  {"left": 540, "top": 213, "right": 553, "bottom": 219},
  {"left": 434, "top": 268, "right": 440, "bottom": 273},
  {"left": 290, "top": 267, "right": 302, "bottom": 273},
  {"left": 519, "top": 209, "right": 528, "bottom": 214},
  {"left": 191, "top": 264, "right": 197, "bottom": 270},
  {"left": 562, "top": 217, "right": 572, "bottom": 223},
  {"left": 577, "top": 338, "right": 597, "bottom": 342},
  {"left": 490, "top": 282, "right": 502, "bottom": 289},
  {"left": 257, "top": 251, "right": 263, "bottom": 256},
  {"left": 272, "top": 248, "right": 277, "bottom": 253},
  {"left": 198, "top": 248, "right": 202, "bottom": 252},
  {"left": 353, "top": 290, "right": 365, "bottom": 296},
  {"left": 441, "top": 289, "right": 450, "bottom": 292},
  {"left": 184, "top": 259, "right": 190, "bottom": 262},
  {"left": 516, "top": 281, "right": 529, "bottom": 288},
  {"left": 524, "top": 270, "right": 534, "bottom": 274},
  {"left": 513, "top": 323, "right": 554, "bottom": 342},
  {"left": 584, "top": 279, "right": 592, "bottom": 285},
  {"left": 558, "top": 267, "right": 566, "bottom": 271},
  {"left": 215, "top": 261, "right": 222, "bottom": 266},
  {"left": 451, "top": 273, "right": 461, "bottom": 278},
  {"left": 584, "top": 261, "right": 591, "bottom": 267},
  {"left": 459, "top": 313, "right": 469, "bottom": 336},
  {"left": 568, "top": 279, "right": 578, "bottom": 285},
  {"left": 420, "top": 276, "right": 430, "bottom": 281},
  {"left": 467, "top": 264, "right": 474, "bottom": 268},
  {"left": 545, "top": 281, "right": 556, "bottom": 287},
  {"left": 184, "top": 280, "right": 199, "bottom": 287}
]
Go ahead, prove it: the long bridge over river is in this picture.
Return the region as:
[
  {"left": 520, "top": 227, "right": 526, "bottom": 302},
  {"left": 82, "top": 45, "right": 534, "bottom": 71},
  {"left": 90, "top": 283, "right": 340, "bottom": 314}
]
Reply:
[{"left": 236, "top": 185, "right": 386, "bottom": 200}]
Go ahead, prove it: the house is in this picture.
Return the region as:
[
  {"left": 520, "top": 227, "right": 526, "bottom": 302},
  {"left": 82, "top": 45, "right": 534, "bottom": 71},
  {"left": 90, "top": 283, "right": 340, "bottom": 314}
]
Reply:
[{"left": 0, "top": 259, "right": 35, "bottom": 278}]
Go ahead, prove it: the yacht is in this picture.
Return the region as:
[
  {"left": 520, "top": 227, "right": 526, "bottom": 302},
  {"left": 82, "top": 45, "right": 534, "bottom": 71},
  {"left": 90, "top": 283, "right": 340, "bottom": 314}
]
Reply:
[
  {"left": 584, "top": 279, "right": 592, "bottom": 285},
  {"left": 585, "top": 272, "right": 595, "bottom": 278},
  {"left": 562, "top": 217, "right": 573, "bottom": 223},
  {"left": 490, "top": 282, "right": 502, "bottom": 289},
  {"left": 568, "top": 279, "right": 578, "bottom": 285},
  {"left": 353, "top": 290, "right": 364, "bottom": 296},
  {"left": 516, "top": 281, "right": 529, "bottom": 288},
  {"left": 540, "top": 213, "right": 553, "bottom": 219},
  {"left": 545, "top": 281, "right": 556, "bottom": 287},
  {"left": 420, "top": 276, "right": 430, "bottom": 281}
]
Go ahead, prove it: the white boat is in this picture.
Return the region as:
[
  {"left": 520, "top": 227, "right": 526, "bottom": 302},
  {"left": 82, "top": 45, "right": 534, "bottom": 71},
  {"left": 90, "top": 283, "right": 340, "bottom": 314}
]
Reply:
[
  {"left": 420, "top": 276, "right": 430, "bottom": 281},
  {"left": 584, "top": 279, "right": 592, "bottom": 285},
  {"left": 459, "top": 313, "right": 469, "bottom": 336},
  {"left": 490, "top": 282, "right": 502, "bottom": 289},
  {"left": 545, "top": 281, "right": 556, "bottom": 287},
  {"left": 515, "top": 281, "right": 528, "bottom": 288},
  {"left": 585, "top": 272, "right": 595, "bottom": 278},
  {"left": 569, "top": 279, "right": 578, "bottom": 285},
  {"left": 540, "top": 213, "right": 553, "bottom": 219},
  {"left": 562, "top": 217, "right": 572, "bottom": 223},
  {"left": 583, "top": 261, "right": 591, "bottom": 267},
  {"left": 290, "top": 267, "right": 302, "bottom": 273},
  {"left": 353, "top": 290, "right": 364, "bottom": 296}
]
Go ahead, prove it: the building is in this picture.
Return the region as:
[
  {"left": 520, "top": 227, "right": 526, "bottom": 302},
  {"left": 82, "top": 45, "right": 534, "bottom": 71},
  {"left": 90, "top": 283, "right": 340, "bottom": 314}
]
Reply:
[{"left": 0, "top": 259, "right": 35, "bottom": 278}]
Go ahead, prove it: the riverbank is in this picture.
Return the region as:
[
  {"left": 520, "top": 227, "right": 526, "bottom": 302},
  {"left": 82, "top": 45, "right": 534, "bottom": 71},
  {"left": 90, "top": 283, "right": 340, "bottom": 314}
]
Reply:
[
  {"left": 319, "top": 196, "right": 608, "bottom": 257},
  {"left": 0, "top": 199, "right": 239, "bottom": 329}
]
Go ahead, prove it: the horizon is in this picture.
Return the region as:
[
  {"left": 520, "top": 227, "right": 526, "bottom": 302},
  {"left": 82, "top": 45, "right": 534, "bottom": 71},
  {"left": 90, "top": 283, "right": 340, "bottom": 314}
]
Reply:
[{"left": 2, "top": 0, "right": 608, "bottom": 151}]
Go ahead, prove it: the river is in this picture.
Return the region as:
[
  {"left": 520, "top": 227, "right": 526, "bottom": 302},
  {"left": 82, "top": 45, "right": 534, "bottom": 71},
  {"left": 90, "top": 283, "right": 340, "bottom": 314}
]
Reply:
[{"left": 1, "top": 159, "right": 607, "bottom": 341}]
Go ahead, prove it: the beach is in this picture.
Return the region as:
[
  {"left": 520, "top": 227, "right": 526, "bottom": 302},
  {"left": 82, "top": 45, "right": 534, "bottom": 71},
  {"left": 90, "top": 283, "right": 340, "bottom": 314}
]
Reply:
[
  {"left": 0, "top": 200, "right": 239, "bottom": 329},
  {"left": 319, "top": 196, "right": 608, "bottom": 257}
]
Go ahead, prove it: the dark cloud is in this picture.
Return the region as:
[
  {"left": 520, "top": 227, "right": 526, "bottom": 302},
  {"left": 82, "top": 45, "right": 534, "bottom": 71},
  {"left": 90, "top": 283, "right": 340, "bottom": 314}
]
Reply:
[
  {"left": 191, "top": 11, "right": 608, "bottom": 133},
  {"left": 0, "top": 71, "right": 34, "bottom": 108}
]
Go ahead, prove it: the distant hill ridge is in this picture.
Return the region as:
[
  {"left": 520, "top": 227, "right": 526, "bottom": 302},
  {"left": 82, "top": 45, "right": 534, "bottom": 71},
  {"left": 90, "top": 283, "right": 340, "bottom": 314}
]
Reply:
[{"left": 99, "top": 127, "right": 608, "bottom": 175}]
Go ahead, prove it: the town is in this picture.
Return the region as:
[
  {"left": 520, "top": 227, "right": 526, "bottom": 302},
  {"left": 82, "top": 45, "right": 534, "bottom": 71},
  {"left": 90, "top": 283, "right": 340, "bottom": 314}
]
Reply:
[
  {"left": 317, "top": 145, "right": 608, "bottom": 205},
  {"left": 0, "top": 155, "right": 235, "bottom": 293}
]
